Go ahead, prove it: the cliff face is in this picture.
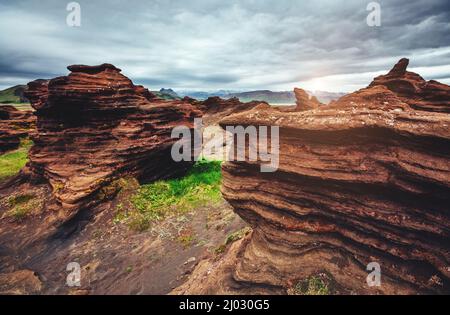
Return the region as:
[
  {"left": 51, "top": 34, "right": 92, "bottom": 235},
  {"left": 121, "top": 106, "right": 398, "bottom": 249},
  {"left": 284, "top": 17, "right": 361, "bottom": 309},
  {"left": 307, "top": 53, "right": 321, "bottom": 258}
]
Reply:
[
  {"left": 0, "top": 105, "right": 35, "bottom": 153},
  {"left": 174, "top": 59, "right": 450, "bottom": 294},
  {"left": 24, "top": 64, "right": 202, "bottom": 217}
]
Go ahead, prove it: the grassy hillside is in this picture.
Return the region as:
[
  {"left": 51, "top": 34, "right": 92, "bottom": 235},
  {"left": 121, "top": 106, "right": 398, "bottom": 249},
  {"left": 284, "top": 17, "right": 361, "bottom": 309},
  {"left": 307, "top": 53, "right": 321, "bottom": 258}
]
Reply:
[
  {"left": 0, "top": 85, "right": 28, "bottom": 104},
  {"left": 153, "top": 88, "right": 182, "bottom": 100}
]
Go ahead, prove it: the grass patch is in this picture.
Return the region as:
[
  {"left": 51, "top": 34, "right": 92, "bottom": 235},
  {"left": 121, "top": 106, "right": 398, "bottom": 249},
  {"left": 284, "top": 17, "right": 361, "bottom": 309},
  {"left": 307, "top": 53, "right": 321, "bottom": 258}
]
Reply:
[
  {"left": 0, "top": 138, "right": 32, "bottom": 182},
  {"left": 214, "top": 227, "right": 251, "bottom": 254},
  {"left": 4, "top": 192, "right": 42, "bottom": 221},
  {"left": 177, "top": 229, "right": 196, "bottom": 248},
  {"left": 97, "top": 177, "right": 137, "bottom": 201},
  {"left": 10, "top": 104, "right": 33, "bottom": 111},
  {"left": 225, "top": 227, "right": 251, "bottom": 245},
  {"left": 116, "top": 159, "right": 222, "bottom": 231},
  {"left": 8, "top": 193, "right": 34, "bottom": 206},
  {"left": 288, "top": 273, "right": 331, "bottom": 295}
]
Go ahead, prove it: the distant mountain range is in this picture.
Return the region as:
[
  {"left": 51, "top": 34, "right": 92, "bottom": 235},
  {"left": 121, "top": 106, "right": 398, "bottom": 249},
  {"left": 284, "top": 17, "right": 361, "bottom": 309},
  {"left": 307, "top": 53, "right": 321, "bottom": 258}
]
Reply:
[
  {"left": 1, "top": 85, "right": 346, "bottom": 105},
  {"left": 176, "top": 90, "right": 234, "bottom": 100},
  {"left": 176, "top": 89, "right": 346, "bottom": 104}
]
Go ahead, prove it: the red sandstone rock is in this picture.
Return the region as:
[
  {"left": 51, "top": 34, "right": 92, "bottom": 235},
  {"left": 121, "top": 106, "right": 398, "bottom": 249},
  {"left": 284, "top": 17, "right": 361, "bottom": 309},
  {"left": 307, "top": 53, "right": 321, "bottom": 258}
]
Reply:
[
  {"left": 294, "top": 87, "right": 323, "bottom": 111},
  {"left": 174, "top": 59, "right": 450, "bottom": 294},
  {"left": 25, "top": 79, "right": 48, "bottom": 111},
  {"left": 200, "top": 96, "right": 265, "bottom": 114},
  {"left": 0, "top": 269, "right": 42, "bottom": 294},
  {"left": 387, "top": 57, "right": 409, "bottom": 77},
  {"left": 195, "top": 96, "right": 269, "bottom": 125},
  {"left": 0, "top": 105, "right": 35, "bottom": 153},
  {"left": 24, "top": 64, "right": 202, "bottom": 217},
  {"left": 329, "top": 58, "right": 450, "bottom": 114}
]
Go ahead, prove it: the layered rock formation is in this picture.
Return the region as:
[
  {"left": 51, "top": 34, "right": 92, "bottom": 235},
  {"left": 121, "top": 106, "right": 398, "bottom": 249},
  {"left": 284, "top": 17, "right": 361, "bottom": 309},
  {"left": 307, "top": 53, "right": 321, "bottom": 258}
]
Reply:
[
  {"left": 294, "top": 87, "right": 323, "bottom": 111},
  {"left": 329, "top": 58, "right": 450, "bottom": 113},
  {"left": 175, "top": 59, "right": 450, "bottom": 294},
  {"left": 194, "top": 96, "right": 268, "bottom": 125},
  {"left": 0, "top": 105, "right": 35, "bottom": 153},
  {"left": 24, "top": 64, "right": 201, "bottom": 218},
  {"left": 367, "top": 58, "right": 450, "bottom": 113}
]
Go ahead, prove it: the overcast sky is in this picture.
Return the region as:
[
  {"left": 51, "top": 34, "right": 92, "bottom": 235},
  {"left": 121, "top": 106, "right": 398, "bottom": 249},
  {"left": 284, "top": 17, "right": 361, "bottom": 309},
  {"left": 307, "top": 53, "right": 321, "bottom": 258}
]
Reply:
[{"left": 1, "top": 0, "right": 449, "bottom": 92}]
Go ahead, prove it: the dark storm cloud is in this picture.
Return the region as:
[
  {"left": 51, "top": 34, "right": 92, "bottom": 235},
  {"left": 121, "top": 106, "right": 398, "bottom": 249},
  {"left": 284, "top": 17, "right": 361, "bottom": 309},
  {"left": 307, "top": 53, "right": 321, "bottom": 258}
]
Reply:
[{"left": 0, "top": 0, "right": 449, "bottom": 91}]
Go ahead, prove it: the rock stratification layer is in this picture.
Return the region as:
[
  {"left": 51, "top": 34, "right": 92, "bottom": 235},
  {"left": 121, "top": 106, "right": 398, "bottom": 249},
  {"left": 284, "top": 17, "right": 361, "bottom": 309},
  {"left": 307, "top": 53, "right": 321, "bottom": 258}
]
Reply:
[
  {"left": 24, "top": 64, "right": 201, "bottom": 217},
  {"left": 0, "top": 105, "right": 35, "bottom": 153},
  {"left": 174, "top": 59, "right": 450, "bottom": 294},
  {"left": 328, "top": 58, "right": 450, "bottom": 114},
  {"left": 194, "top": 96, "right": 268, "bottom": 125}
]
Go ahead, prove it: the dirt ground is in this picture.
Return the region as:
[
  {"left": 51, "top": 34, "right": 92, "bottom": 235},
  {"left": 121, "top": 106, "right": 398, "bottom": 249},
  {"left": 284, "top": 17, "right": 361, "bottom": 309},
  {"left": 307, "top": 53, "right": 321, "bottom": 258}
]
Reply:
[{"left": 0, "top": 179, "right": 247, "bottom": 294}]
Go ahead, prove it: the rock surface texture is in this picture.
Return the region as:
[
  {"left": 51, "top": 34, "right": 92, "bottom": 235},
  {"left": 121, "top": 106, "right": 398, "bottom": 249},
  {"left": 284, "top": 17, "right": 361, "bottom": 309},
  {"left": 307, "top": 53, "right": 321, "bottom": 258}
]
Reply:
[
  {"left": 0, "top": 105, "right": 35, "bottom": 153},
  {"left": 294, "top": 87, "right": 323, "bottom": 111},
  {"left": 23, "top": 64, "right": 202, "bottom": 218},
  {"left": 194, "top": 96, "right": 268, "bottom": 125},
  {"left": 328, "top": 58, "right": 450, "bottom": 113},
  {"left": 174, "top": 59, "right": 450, "bottom": 294}
]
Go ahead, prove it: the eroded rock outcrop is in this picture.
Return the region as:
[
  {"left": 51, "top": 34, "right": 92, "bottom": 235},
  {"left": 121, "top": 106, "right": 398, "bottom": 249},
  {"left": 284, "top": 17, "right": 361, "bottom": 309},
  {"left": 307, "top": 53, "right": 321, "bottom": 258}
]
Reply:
[
  {"left": 328, "top": 59, "right": 450, "bottom": 114},
  {"left": 0, "top": 105, "right": 35, "bottom": 153},
  {"left": 294, "top": 87, "right": 323, "bottom": 111},
  {"left": 174, "top": 59, "right": 450, "bottom": 294},
  {"left": 195, "top": 96, "right": 269, "bottom": 125},
  {"left": 23, "top": 64, "right": 202, "bottom": 218}
]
